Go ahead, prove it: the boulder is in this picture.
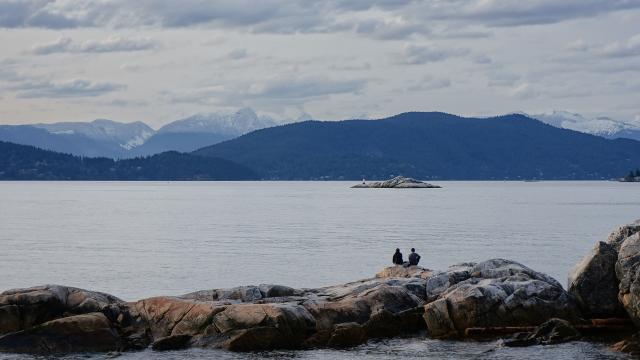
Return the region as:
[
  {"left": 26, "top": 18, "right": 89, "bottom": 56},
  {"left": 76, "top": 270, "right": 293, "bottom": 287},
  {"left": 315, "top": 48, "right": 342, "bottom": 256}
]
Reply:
[
  {"left": 608, "top": 220, "right": 640, "bottom": 250},
  {"left": 425, "top": 263, "right": 475, "bottom": 302},
  {"left": 152, "top": 334, "right": 192, "bottom": 351},
  {"left": 326, "top": 322, "right": 365, "bottom": 348},
  {"left": 503, "top": 318, "right": 580, "bottom": 347},
  {"left": 0, "top": 285, "right": 124, "bottom": 336},
  {"left": 616, "top": 233, "right": 640, "bottom": 326},
  {"left": 565, "top": 219, "right": 640, "bottom": 319},
  {"left": 0, "top": 313, "right": 121, "bottom": 354},
  {"left": 135, "top": 297, "right": 225, "bottom": 339},
  {"left": 568, "top": 241, "right": 625, "bottom": 317},
  {"left": 304, "top": 281, "right": 425, "bottom": 343},
  {"left": 208, "top": 303, "right": 317, "bottom": 351},
  {"left": 423, "top": 259, "right": 581, "bottom": 338}
]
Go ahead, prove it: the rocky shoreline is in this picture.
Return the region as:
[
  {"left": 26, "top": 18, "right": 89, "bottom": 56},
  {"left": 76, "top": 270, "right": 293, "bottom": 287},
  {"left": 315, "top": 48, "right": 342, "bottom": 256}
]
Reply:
[{"left": 3, "top": 221, "right": 640, "bottom": 355}]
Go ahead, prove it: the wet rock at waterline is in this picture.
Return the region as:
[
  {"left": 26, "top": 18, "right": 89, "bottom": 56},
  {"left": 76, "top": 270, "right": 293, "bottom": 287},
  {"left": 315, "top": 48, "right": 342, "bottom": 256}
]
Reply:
[
  {"left": 0, "top": 313, "right": 122, "bottom": 354},
  {"left": 503, "top": 318, "right": 581, "bottom": 347}
]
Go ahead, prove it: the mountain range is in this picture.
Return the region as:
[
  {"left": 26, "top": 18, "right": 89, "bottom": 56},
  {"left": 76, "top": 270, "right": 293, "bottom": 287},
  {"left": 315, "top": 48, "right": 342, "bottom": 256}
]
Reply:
[
  {"left": 3, "top": 110, "right": 640, "bottom": 181},
  {"left": 0, "top": 108, "right": 278, "bottom": 159},
  {"left": 194, "top": 112, "right": 640, "bottom": 180},
  {"left": 2, "top": 108, "right": 639, "bottom": 161}
]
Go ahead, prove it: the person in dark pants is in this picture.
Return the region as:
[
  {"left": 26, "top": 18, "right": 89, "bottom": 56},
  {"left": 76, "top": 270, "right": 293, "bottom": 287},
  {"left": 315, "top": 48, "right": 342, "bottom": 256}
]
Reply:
[
  {"left": 392, "top": 248, "right": 404, "bottom": 265},
  {"left": 408, "top": 248, "right": 421, "bottom": 266}
]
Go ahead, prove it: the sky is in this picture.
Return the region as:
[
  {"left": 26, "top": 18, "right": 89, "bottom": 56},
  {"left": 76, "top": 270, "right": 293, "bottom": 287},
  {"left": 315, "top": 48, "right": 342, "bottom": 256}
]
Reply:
[{"left": 0, "top": 0, "right": 639, "bottom": 128}]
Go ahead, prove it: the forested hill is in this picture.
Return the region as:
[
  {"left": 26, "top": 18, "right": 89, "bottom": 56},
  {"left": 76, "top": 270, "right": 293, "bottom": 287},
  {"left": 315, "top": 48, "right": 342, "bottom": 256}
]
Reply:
[
  {"left": 194, "top": 112, "right": 640, "bottom": 180},
  {"left": 0, "top": 141, "right": 258, "bottom": 180}
]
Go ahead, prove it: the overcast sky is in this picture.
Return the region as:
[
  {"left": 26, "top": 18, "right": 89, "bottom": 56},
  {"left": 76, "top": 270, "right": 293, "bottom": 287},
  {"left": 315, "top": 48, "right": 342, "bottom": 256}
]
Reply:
[{"left": 0, "top": 0, "right": 639, "bottom": 128}]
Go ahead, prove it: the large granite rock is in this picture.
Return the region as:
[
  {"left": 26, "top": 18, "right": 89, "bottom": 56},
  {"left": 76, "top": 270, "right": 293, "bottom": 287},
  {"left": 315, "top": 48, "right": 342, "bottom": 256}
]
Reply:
[
  {"left": 207, "top": 303, "right": 316, "bottom": 351},
  {"left": 352, "top": 176, "right": 441, "bottom": 188},
  {"left": 0, "top": 285, "right": 125, "bottom": 336},
  {"left": 608, "top": 220, "right": 640, "bottom": 250},
  {"left": 616, "top": 233, "right": 640, "bottom": 326},
  {"left": 568, "top": 241, "right": 625, "bottom": 317},
  {"left": 567, "top": 219, "right": 640, "bottom": 322},
  {"left": 0, "top": 313, "right": 121, "bottom": 354},
  {"left": 423, "top": 259, "right": 581, "bottom": 338},
  {"left": 132, "top": 277, "right": 426, "bottom": 352},
  {"left": 0, "top": 285, "right": 149, "bottom": 354},
  {"left": 0, "top": 256, "right": 606, "bottom": 354}
]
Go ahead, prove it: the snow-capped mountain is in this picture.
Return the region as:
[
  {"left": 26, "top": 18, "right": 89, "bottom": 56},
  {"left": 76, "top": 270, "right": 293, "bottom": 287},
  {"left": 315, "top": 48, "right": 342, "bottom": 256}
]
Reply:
[
  {"left": 0, "top": 108, "right": 282, "bottom": 158},
  {"left": 33, "top": 119, "right": 154, "bottom": 150},
  {"left": 129, "top": 108, "right": 279, "bottom": 156},
  {"left": 158, "top": 108, "right": 277, "bottom": 136},
  {"left": 529, "top": 110, "right": 640, "bottom": 141}
]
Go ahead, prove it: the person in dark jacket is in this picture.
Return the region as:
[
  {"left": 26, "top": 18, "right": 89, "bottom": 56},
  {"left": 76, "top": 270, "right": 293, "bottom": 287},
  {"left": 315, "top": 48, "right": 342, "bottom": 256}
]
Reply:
[
  {"left": 408, "top": 248, "right": 421, "bottom": 266},
  {"left": 392, "top": 248, "right": 403, "bottom": 265}
]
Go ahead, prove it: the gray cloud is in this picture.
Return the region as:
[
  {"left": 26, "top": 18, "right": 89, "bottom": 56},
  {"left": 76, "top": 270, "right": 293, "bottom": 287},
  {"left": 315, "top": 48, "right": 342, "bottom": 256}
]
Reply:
[
  {"left": 508, "top": 83, "right": 538, "bottom": 99},
  {"left": 104, "top": 98, "right": 149, "bottom": 107},
  {"left": 0, "top": 0, "right": 110, "bottom": 28},
  {"left": 600, "top": 33, "right": 640, "bottom": 58},
  {"left": 417, "top": 0, "right": 640, "bottom": 27},
  {"left": 401, "top": 43, "right": 469, "bottom": 64},
  {"left": 161, "top": 76, "right": 367, "bottom": 107},
  {"left": 487, "top": 70, "right": 521, "bottom": 87},
  {"left": 0, "top": 59, "right": 26, "bottom": 82},
  {"left": 406, "top": 75, "right": 451, "bottom": 92},
  {"left": 473, "top": 54, "right": 493, "bottom": 64},
  {"left": 14, "top": 78, "right": 126, "bottom": 98},
  {"left": 246, "top": 76, "right": 366, "bottom": 99},
  {"left": 1, "top": 0, "right": 636, "bottom": 36},
  {"left": 30, "top": 35, "right": 158, "bottom": 55},
  {"left": 353, "top": 18, "right": 427, "bottom": 40},
  {"left": 329, "top": 62, "right": 372, "bottom": 71},
  {"left": 227, "top": 48, "right": 249, "bottom": 60}
]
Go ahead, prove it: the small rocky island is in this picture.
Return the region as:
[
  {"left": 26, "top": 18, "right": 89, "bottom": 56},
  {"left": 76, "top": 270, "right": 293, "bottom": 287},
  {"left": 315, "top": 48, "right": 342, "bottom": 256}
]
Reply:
[
  {"left": 3, "top": 221, "right": 640, "bottom": 355},
  {"left": 618, "top": 170, "right": 640, "bottom": 182},
  {"left": 352, "top": 176, "right": 441, "bottom": 188}
]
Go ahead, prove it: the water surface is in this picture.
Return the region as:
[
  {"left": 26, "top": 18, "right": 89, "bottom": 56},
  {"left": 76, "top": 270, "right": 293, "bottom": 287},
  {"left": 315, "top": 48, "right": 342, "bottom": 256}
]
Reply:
[{"left": 0, "top": 181, "right": 637, "bottom": 359}]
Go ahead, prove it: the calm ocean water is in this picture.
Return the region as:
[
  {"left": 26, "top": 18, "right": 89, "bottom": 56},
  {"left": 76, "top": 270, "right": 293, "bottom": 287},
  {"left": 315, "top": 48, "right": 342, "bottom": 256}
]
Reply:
[{"left": 1, "top": 181, "right": 638, "bottom": 359}]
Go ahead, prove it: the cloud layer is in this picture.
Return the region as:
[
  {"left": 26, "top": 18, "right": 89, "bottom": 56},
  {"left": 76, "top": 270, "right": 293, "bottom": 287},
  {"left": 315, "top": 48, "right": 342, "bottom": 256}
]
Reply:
[
  {"left": 31, "top": 36, "right": 157, "bottom": 55},
  {"left": 2, "top": 0, "right": 639, "bottom": 36},
  {"left": 14, "top": 79, "right": 126, "bottom": 98},
  {"left": 0, "top": 0, "right": 638, "bottom": 125}
]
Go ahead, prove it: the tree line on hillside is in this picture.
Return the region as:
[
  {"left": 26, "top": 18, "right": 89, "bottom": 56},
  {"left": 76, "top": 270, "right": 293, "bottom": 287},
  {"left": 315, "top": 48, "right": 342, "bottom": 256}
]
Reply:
[
  {"left": 0, "top": 141, "right": 258, "bottom": 180},
  {"left": 194, "top": 112, "right": 640, "bottom": 180},
  {"left": 621, "top": 169, "right": 640, "bottom": 182}
]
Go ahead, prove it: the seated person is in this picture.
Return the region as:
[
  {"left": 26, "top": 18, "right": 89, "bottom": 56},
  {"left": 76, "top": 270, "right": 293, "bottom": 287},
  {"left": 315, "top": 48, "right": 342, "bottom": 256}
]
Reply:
[
  {"left": 392, "top": 248, "right": 403, "bottom": 265},
  {"left": 408, "top": 248, "right": 421, "bottom": 266}
]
